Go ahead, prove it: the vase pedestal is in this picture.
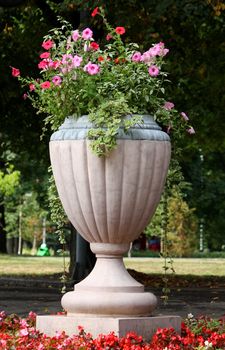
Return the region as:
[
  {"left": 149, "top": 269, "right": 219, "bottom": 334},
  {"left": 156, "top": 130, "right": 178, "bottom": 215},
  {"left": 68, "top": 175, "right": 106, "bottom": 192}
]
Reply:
[
  {"left": 36, "top": 315, "right": 181, "bottom": 341},
  {"left": 61, "top": 243, "right": 157, "bottom": 317},
  {"left": 36, "top": 242, "right": 181, "bottom": 340}
]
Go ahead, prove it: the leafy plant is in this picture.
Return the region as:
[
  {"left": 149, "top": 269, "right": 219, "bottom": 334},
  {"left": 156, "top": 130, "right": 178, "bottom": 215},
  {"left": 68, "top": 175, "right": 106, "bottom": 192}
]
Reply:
[{"left": 13, "top": 6, "right": 194, "bottom": 159}]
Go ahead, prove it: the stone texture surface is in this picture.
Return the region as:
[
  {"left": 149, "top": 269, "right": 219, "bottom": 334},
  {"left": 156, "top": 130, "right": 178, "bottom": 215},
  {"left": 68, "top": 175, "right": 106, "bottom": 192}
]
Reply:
[
  {"left": 50, "top": 139, "right": 170, "bottom": 316},
  {"left": 36, "top": 315, "right": 181, "bottom": 340},
  {"left": 50, "top": 139, "right": 171, "bottom": 244}
]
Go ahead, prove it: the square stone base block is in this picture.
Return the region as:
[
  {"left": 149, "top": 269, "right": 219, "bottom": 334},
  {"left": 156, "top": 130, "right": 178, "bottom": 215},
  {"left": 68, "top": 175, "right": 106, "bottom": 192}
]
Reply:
[{"left": 36, "top": 315, "right": 181, "bottom": 341}]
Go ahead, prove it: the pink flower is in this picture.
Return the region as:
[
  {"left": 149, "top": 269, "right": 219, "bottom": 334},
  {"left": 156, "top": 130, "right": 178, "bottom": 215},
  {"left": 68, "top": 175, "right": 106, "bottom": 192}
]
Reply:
[
  {"left": 22, "top": 93, "right": 28, "bottom": 100},
  {"left": 38, "top": 60, "right": 48, "bottom": 69},
  {"left": 19, "top": 328, "right": 29, "bottom": 336},
  {"left": 163, "top": 48, "right": 169, "bottom": 56},
  {"left": 11, "top": 66, "right": 20, "bottom": 77},
  {"left": 62, "top": 54, "right": 73, "bottom": 65},
  {"left": 42, "top": 39, "right": 53, "bottom": 50},
  {"left": 149, "top": 44, "right": 162, "bottom": 57},
  {"left": 49, "top": 60, "right": 61, "bottom": 69},
  {"left": 73, "top": 55, "right": 83, "bottom": 67},
  {"left": 141, "top": 51, "right": 154, "bottom": 64},
  {"left": 181, "top": 112, "right": 189, "bottom": 121},
  {"left": 187, "top": 127, "right": 195, "bottom": 134},
  {"left": 28, "top": 311, "right": 37, "bottom": 320},
  {"left": 163, "top": 101, "right": 174, "bottom": 110},
  {"left": 29, "top": 83, "right": 35, "bottom": 91},
  {"left": 52, "top": 75, "right": 62, "bottom": 85},
  {"left": 40, "top": 81, "right": 51, "bottom": 89},
  {"left": 40, "top": 52, "right": 50, "bottom": 59},
  {"left": 106, "top": 34, "right": 113, "bottom": 41},
  {"left": 115, "top": 26, "right": 126, "bottom": 35},
  {"left": 132, "top": 52, "right": 142, "bottom": 62},
  {"left": 72, "top": 30, "right": 80, "bottom": 42},
  {"left": 20, "top": 319, "right": 28, "bottom": 327},
  {"left": 82, "top": 28, "right": 93, "bottom": 40},
  {"left": 84, "top": 62, "right": 100, "bottom": 75},
  {"left": 149, "top": 42, "right": 169, "bottom": 57},
  {"left": 148, "top": 65, "right": 160, "bottom": 77}
]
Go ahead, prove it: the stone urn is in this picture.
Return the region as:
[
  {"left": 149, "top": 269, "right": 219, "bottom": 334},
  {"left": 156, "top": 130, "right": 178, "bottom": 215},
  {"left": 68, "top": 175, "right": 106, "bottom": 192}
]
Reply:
[{"left": 49, "top": 115, "right": 171, "bottom": 317}]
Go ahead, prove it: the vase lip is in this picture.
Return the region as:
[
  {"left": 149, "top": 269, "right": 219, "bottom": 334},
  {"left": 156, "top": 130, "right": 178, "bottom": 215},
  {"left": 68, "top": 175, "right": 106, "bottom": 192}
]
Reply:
[{"left": 50, "top": 114, "right": 170, "bottom": 142}]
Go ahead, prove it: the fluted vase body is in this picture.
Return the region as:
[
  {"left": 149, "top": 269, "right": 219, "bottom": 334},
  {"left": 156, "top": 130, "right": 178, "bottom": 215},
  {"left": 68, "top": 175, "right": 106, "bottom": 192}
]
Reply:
[{"left": 49, "top": 115, "right": 171, "bottom": 317}]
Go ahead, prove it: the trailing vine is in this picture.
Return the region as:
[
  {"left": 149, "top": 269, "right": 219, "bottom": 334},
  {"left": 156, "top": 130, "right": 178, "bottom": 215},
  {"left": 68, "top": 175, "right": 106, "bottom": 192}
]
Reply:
[
  {"left": 88, "top": 96, "right": 142, "bottom": 156},
  {"left": 160, "top": 182, "right": 175, "bottom": 304},
  {"left": 48, "top": 166, "right": 68, "bottom": 293}
]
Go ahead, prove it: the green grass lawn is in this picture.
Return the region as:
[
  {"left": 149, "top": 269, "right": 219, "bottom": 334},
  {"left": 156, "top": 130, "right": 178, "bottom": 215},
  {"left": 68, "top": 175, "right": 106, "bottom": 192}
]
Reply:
[
  {"left": 0, "top": 254, "right": 224, "bottom": 277},
  {"left": 124, "top": 257, "right": 225, "bottom": 276},
  {"left": 0, "top": 255, "right": 70, "bottom": 276}
]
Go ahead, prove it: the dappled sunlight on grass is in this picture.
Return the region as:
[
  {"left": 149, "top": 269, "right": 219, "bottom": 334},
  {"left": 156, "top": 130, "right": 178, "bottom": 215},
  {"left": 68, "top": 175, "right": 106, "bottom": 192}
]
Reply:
[
  {"left": 0, "top": 255, "right": 70, "bottom": 276},
  {"left": 0, "top": 254, "right": 224, "bottom": 277},
  {"left": 124, "top": 257, "right": 225, "bottom": 276}
]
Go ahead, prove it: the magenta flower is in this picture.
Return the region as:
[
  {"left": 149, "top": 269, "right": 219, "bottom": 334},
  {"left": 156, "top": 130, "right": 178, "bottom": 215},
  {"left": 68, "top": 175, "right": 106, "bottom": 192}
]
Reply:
[
  {"left": 38, "top": 60, "right": 48, "bottom": 69},
  {"left": 106, "top": 34, "right": 113, "bottom": 41},
  {"left": 187, "top": 127, "right": 195, "bottom": 134},
  {"left": 163, "top": 101, "right": 174, "bottom": 110},
  {"left": 11, "top": 66, "right": 20, "bottom": 77},
  {"left": 52, "top": 75, "right": 62, "bottom": 86},
  {"left": 40, "top": 52, "right": 50, "bottom": 59},
  {"left": 42, "top": 39, "right": 53, "bottom": 50},
  {"left": 73, "top": 55, "right": 83, "bottom": 67},
  {"left": 72, "top": 30, "right": 80, "bottom": 42},
  {"left": 82, "top": 28, "right": 93, "bottom": 40},
  {"left": 148, "top": 65, "right": 160, "bottom": 77},
  {"left": 29, "top": 83, "right": 35, "bottom": 91},
  {"left": 181, "top": 112, "right": 189, "bottom": 121},
  {"left": 132, "top": 52, "right": 142, "bottom": 62},
  {"left": 40, "top": 81, "right": 51, "bottom": 89},
  {"left": 84, "top": 62, "right": 100, "bottom": 75}
]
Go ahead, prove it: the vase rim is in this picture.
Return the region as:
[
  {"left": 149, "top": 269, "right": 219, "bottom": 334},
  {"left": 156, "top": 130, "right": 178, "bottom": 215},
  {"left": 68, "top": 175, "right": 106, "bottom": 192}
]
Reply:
[{"left": 50, "top": 114, "right": 170, "bottom": 142}]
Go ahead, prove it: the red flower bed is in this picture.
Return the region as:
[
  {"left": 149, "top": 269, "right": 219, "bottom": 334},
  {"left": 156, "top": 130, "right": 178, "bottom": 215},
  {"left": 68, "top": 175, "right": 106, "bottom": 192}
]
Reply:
[{"left": 0, "top": 311, "right": 225, "bottom": 349}]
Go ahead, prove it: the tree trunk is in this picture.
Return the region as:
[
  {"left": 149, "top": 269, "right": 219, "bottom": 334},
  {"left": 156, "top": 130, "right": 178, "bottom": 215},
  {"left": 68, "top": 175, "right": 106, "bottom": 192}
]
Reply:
[
  {"left": 69, "top": 224, "right": 96, "bottom": 283},
  {"left": 0, "top": 202, "right": 6, "bottom": 253}
]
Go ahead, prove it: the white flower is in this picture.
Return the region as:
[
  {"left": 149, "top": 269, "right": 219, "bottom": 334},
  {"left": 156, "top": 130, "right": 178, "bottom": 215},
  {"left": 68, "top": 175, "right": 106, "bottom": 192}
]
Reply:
[{"left": 204, "top": 340, "right": 213, "bottom": 349}]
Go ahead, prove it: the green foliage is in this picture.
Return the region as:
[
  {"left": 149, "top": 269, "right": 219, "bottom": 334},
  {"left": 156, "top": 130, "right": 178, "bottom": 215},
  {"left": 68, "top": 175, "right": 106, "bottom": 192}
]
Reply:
[
  {"left": 167, "top": 189, "right": 198, "bottom": 257},
  {"left": 17, "top": 8, "right": 193, "bottom": 160},
  {"left": 0, "top": 165, "right": 20, "bottom": 197},
  {"left": 48, "top": 167, "right": 67, "bottom": 245},
  {"left": 5, "top": 192, "right": 45, "bottom": 242},
  {"left": 145, "top": 188, "right": 198, "bottom": 257},
  {"left": 88, "top": 97, "right": 142, "bottom": 156}
]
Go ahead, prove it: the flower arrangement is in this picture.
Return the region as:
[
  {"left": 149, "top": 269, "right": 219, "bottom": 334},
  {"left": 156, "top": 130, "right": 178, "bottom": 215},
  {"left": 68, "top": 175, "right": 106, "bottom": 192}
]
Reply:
[
  {"left": 12, "top": 6, "right": 194, "bottom": 157},
  {"left": 0, "top": 311, "right": 225, "bottom": 349}
]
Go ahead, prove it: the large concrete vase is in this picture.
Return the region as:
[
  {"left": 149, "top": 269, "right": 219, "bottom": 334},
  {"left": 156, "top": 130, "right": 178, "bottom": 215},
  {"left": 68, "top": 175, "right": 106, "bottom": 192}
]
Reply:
[{"left": 50, "top": 115, "right": 171, "bottom": 317}]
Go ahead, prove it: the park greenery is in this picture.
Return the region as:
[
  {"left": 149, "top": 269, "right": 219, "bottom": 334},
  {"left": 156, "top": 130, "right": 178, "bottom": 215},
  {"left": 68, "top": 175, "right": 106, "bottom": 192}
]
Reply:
[{"left": 0, "top": 0, "right": 225, "bottom": 260}]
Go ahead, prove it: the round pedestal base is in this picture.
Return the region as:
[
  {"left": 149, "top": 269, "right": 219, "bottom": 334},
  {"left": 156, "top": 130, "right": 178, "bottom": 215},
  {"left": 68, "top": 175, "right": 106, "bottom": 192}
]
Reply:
[
  {"left": 62, "top": 290, "right": 157, "bottom": 317},
  {"left": 61, "top": 243, "right": 157, "bottom": 317}
]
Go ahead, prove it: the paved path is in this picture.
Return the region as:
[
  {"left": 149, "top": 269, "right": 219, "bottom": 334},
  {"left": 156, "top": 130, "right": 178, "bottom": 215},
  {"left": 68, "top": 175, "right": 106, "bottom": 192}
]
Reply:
[{"left": 0, "top": 278, "right": 225, "bottom": 319}]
